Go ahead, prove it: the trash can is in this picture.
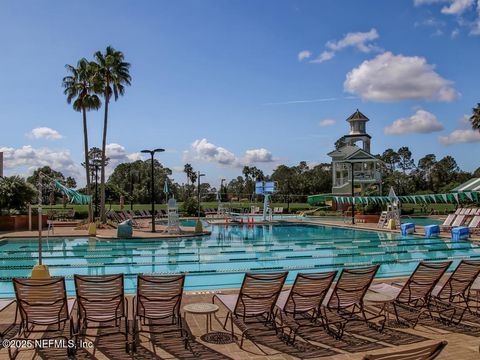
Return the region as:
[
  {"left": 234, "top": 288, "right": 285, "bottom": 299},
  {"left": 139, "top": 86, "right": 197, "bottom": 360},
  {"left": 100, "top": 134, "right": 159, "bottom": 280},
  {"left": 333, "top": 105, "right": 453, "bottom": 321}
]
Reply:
[
  {"left": 452, "top": 226, "right": 469, "bottom": 241},
  {"left": 424, "top": 225, "right": 440, "bottom": 238},
  {"left": 400, "top": 223, "right": 415, "bottom": 236},
  {"left": 117, "top": 219, "right": 133, "bottom": 238}
]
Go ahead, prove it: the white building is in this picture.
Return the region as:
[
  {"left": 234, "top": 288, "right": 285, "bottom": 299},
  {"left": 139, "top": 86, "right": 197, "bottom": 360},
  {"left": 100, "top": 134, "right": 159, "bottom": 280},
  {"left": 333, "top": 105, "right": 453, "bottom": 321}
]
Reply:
[{"left": 327, "top": 110, "right": 382, "bottom": 195}]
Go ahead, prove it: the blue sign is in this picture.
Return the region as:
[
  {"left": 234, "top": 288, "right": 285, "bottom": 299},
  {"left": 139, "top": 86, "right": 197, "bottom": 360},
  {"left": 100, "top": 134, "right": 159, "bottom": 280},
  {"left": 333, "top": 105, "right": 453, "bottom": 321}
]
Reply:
[{"left": 255, "top": 181, "right": 276, "bottom": 194}]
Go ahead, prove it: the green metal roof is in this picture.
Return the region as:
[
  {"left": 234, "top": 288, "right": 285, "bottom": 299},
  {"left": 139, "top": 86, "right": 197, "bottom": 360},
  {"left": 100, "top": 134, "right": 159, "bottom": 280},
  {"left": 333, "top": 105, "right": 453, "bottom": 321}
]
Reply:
[{"left": 452, "top": 178, "right": 480, "bottom": 192}]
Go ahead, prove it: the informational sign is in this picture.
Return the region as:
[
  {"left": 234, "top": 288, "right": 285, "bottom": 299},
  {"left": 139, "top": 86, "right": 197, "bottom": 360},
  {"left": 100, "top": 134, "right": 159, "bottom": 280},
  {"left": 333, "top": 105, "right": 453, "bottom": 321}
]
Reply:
[{"left": 255, "top": 181, "right": 277, "bottom": 194}]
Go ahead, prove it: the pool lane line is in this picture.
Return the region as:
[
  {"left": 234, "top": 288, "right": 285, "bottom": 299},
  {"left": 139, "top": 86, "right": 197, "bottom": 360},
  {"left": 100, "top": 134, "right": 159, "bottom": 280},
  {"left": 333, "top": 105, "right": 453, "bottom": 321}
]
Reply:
[
  {"left": 0, "top": 241, "right": 476, "bottom": 261},
  {"left": 0, "top": 255, "right": 471, "bottom": 281},
  {"left": 0, "top": 242, "right": 476, "bottom": 262},
  {"left": 1, "top": 247, "right": 479, "bottom": 271},
  {"left": 0, "top": 237, "right": 472, "bottom": 255}
]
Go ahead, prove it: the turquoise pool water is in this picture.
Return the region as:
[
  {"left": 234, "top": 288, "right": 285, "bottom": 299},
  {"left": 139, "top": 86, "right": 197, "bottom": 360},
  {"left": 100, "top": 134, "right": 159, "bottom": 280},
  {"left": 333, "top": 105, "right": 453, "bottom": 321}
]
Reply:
[
  {"left": 0, "top": 223, "right": 477, "bottom": 298},
  {"left": 307, "top": 216, "right": 443, "bottom": 226}
]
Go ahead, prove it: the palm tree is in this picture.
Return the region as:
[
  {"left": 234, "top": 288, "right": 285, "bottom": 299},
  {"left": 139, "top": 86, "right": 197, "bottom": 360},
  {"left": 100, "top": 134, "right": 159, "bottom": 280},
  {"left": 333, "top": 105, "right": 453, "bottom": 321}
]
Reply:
[
  {"left": 94, "top": 46, "right": 131, "bottom": 222},
  {"left": 470, "top": 103, "right": 480, "bottom": 130},
  {"left": 62, "top": 59, "right": 101, "bottom": 222}
]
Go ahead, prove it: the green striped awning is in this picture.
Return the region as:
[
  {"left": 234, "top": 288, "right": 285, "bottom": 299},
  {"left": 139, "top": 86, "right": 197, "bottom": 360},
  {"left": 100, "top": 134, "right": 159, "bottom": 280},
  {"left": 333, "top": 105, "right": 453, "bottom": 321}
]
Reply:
[
  {"left": 452, "top": 178, "right": 480, "bottom": 192},
  {"left": 331, "top": 191, "right": 479, "bottom": 205},
  {"left": 54, "top": 180, "right": 91, "bottom": 205}
]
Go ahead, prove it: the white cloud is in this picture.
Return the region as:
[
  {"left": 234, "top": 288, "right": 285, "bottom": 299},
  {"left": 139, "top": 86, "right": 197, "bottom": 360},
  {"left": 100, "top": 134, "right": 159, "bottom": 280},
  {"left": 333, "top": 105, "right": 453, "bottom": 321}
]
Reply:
[
  {"left": 186, "top": 138, "right": 236, "bottom": 166},
  {"left": 441, "top": 0, "right": 474, "bottom": 14},
  {"left": 309, "top": 29, "right": 380, "bottom": 64},
  {"left": 415, "top": 0, "right": 480, "bottom": 35},
  {"left": 105, "top": 143, "right": 144, "bottom": 176},
  {"left": 326, "top": 28, "right": 380, "bottom": 53},
  {"left": 28, "top": 127, "right": 63, "bottom": 140},
  {"left": 344, "top": 52, "right": 459, "bottom": 102},
  {"left": 384, "top": 110, "right": 444, "bottom": 135},
  {"left": 439, "top": 129, "right": 480, "bottom": 144},
  {"left": 242, "top": 148, "right": 273, "bottom": 163},
  {"left": 0, "top": 145, "right": 80, "bottom": 178},
  {"left": 298, "top": 50, "right": 312, "bottom": 61},
  {"left": 319, "top": 119, "right": 336, "bottom": 127},
  {"left": 310, "top": 51, "right": 335, "bottom": 64},
  {"left": 184, "top": 138, "right": 275, "bottom": 167}
]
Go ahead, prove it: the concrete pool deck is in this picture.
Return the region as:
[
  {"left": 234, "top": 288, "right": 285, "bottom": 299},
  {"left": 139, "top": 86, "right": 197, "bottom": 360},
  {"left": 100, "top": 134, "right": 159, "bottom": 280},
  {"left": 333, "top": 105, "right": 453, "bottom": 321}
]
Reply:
[{"left": 0, "top": 277, "right": 479, "bottom": 359}]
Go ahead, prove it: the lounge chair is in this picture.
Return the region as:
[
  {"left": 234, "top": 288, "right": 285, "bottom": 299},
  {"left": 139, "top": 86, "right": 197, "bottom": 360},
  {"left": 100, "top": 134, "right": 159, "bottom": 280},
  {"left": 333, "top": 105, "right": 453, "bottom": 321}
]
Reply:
[
  {"left": 74, "top": 273, "right": 129, "bottom": 352},
  {"left": 0, "top": 299, "right": 16, "bottom": 340},
  {"left": 320, "top": 265, "right": 384, "bottom": 339},
  {"left": 468, "top": 216, "right": 480, "bottom": 234},
  {"left": 439, "top": 214, "right": 456, "bottom": 231},
  {"left": 275, "top": 271, "right": 337, "bottom": 344},
  {"left": 369, "top": 261, "right": 452, "bottom": 328},
  {"left": 454, "top": 208, "right": 462, "bottom": 215},
  {"left": 213, "top": 272, "right": 288, "bottom": 352},
  {"left": 363, "top": 340, "right": 448, "bottom": 360},
  {"left": 132, "top": 274, "right": 189, "bottom": 352},
  {"left": 10, "top": 277, "right": 75, "bottom": 359},
  {"left": 427, "top": 260, "right": 480, "bottom": 325}
]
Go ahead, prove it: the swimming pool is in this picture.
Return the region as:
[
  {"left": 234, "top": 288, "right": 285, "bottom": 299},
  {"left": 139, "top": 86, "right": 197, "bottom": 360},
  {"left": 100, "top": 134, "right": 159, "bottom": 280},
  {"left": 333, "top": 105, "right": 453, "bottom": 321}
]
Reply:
[
  {"left": 307, "top": 216, "right": 443, "bottom": 226},
  {"left": 0, "top": 223, "right": 478, "bottom": 297}
]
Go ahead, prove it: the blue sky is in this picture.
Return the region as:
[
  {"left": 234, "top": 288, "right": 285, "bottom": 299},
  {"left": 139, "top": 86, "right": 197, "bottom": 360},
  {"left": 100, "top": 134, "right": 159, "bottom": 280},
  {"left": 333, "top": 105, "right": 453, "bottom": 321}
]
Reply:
[{"left": 0, "top": 0, "right": 479, "bottom": 187}]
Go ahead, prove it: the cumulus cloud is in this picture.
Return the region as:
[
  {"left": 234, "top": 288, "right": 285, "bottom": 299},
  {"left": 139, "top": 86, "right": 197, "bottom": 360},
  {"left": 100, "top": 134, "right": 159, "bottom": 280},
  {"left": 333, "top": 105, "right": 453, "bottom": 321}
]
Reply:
[
  {"left": 384, "top": 110, "right": 444, "bottom": 135},
  {"left": 344, "top": 52, "right": 459, "bottom": 102},
  {"left": 439, "top": 129, "right": 480, "bottom": 145},
  {"left": 0, "top": 145, "right": 80, "bottom": 178},
  {"left": 319, "top": 119, "right": 336, "bottom": 127},
  {"left": 28, "top": 127, "right": 63, "bottom": 140},
  {"left": 309, "top": 29, "right": 381, "bottom": 64},
  {"left": 187, "top": 139, "right": 236, "bottom": 165},
  {"left": 105, "top": 143, "right": 143, "bottom": 175},
  {"left": 297, "top": 50, "right": 312, "bottom": 61},
  {"left": 441, "top": 0, "right": 474, "bottom": 14},
  {"left": 242, "top": 148, "right": 273, "bottom": 163},
  {"left": 184, "top": 138, "right": 275, "bottom": 167}
]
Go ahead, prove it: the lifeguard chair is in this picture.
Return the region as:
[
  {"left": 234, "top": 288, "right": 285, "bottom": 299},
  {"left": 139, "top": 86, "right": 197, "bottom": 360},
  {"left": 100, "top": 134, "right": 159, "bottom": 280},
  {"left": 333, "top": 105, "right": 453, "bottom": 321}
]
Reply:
[{"left": 164, "top": 198, "right": 182, "bottom": 234}]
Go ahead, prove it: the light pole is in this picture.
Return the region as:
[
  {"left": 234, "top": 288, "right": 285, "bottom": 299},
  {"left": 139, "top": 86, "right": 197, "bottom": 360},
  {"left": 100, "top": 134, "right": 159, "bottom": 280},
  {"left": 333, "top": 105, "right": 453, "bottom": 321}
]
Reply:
[
  {"left": 348, "top": 161, "right": 356, "bottom": 225},
  {"left": 141, "top": 148, "right": 165, "bottom": 232},
  {"left": 197, "top": 171, "right": 205, "bottom": 219}
]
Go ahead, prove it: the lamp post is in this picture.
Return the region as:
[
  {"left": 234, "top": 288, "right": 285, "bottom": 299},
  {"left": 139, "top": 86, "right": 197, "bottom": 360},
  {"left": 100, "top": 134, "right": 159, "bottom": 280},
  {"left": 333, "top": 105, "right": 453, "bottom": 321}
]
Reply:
[
  {"left": 220, "top": 178, "right": 226, "bottom": 202},
  {"left": 197, "top": 171, "right": 205, "bottom": 219},
  {"left": 141, "top": 148, "right": 165, "bottom": 232},
  {"left": 348, "top": 162, "right": 356, "bottom": 225}
]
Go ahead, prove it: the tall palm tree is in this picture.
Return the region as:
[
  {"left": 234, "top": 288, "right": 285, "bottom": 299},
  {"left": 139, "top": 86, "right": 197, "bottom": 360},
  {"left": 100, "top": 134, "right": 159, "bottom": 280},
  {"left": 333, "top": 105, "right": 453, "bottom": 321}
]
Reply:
[
  {"left": 94, "top": 46, "right": 131, "bottom": 222},
  {"left": 62, "top": 59, "right": 101, "bottom": 222},
  {"left": 470, "top": 103, "right": 480, "bottom": 130}
]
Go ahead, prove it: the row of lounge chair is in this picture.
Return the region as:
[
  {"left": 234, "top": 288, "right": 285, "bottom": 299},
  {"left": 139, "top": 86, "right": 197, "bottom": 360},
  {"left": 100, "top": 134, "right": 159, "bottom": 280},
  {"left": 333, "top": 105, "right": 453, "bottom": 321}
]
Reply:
[
  {"left": 3, "top": 259, "right": 479, "bottom": 359},
  {"left": 1, "top": 274, "right": 189, "bottom": 359},
  {"left": 440, "top": 210, "right": 480, "bottom": 234}
]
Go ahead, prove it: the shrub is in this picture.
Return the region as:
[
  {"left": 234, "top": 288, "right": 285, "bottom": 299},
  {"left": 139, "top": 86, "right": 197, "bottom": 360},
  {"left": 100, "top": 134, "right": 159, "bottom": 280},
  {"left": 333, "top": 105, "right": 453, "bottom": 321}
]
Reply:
[
  {"left": 182, "top": 197, "right": 201, "bottom": 216},
  {"left": 0, "top": 176, "right": 37, "bottom": 214}
]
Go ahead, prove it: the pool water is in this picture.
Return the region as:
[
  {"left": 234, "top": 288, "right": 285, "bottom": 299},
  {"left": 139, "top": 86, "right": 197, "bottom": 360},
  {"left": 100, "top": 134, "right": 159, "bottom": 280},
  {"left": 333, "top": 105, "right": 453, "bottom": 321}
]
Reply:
[
  {"left": 0, "top": 223, "right": 477, "bottom": 298},
  {"left": 307, "top": 216, "right": 443, "bottom": 226}
]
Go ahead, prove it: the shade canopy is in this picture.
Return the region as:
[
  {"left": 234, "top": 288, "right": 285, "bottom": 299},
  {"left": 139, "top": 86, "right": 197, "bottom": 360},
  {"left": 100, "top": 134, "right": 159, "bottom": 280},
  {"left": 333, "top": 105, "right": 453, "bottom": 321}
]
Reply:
[
  {"left": 452, "top": 178, "right": 480, "bottom": 193},
  {"left": 53, "top": 180, "right": 91, "bottom": 205},
  {"left": 331, "top": 191, "right": 479, "bottom": 205}
]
